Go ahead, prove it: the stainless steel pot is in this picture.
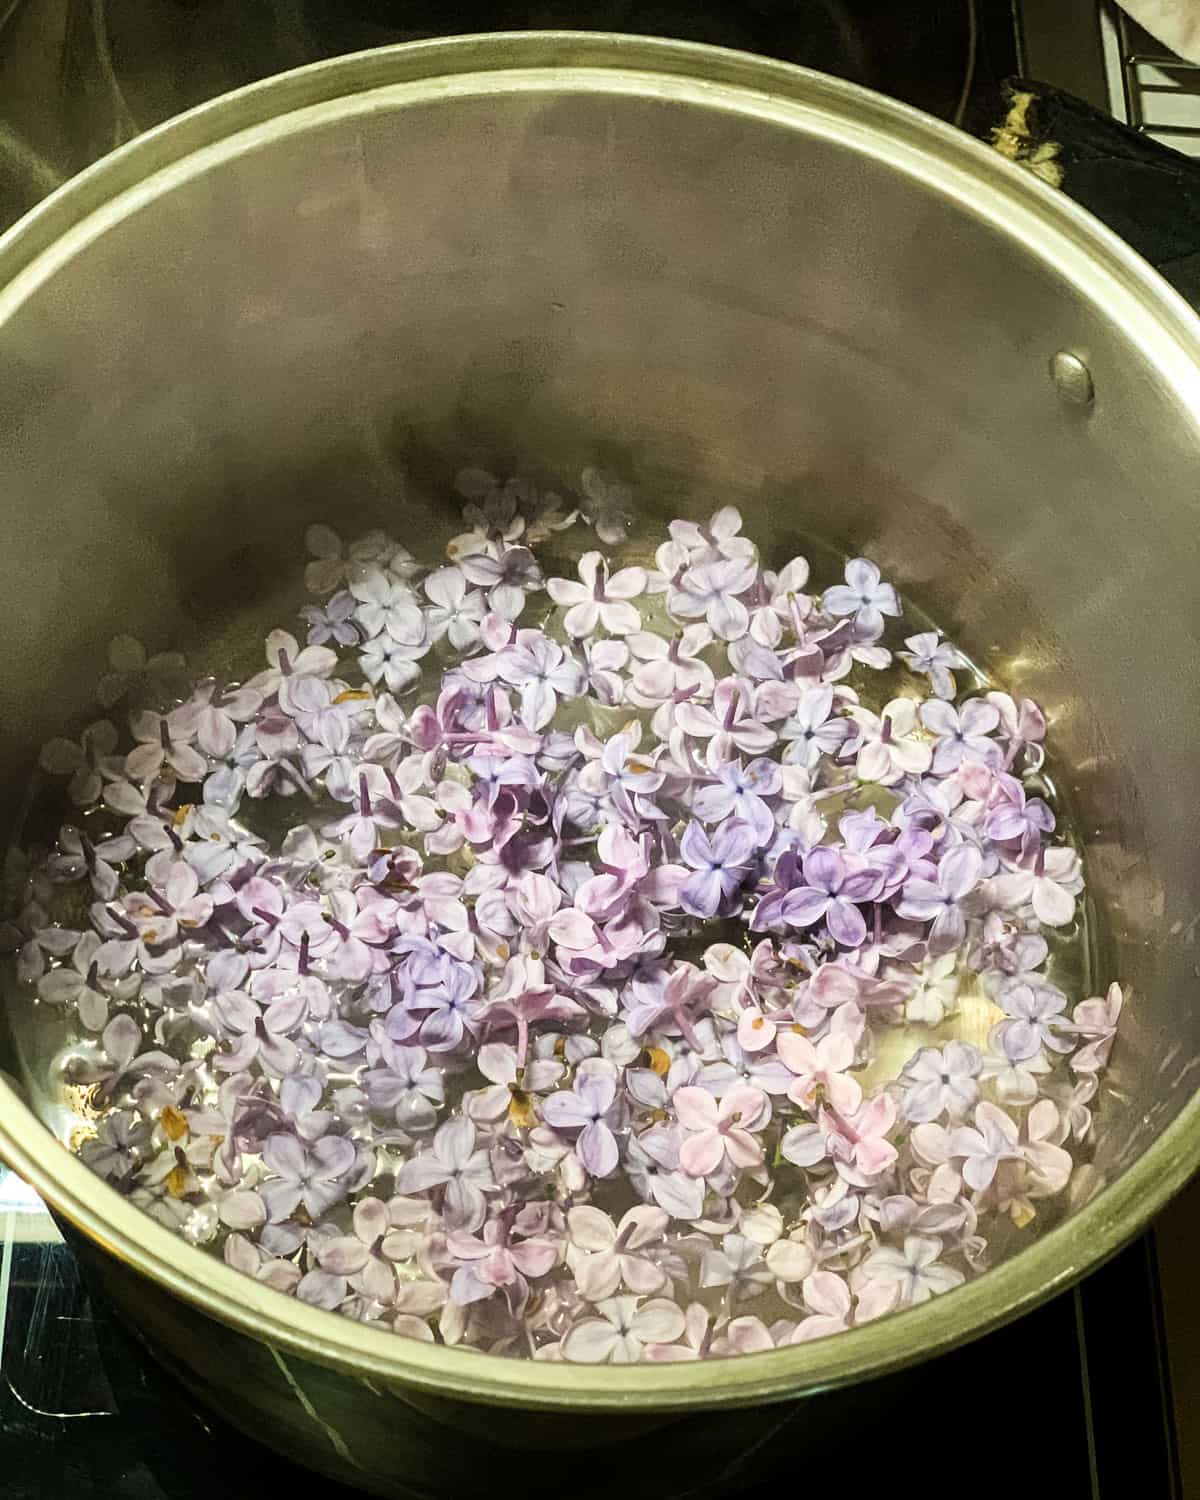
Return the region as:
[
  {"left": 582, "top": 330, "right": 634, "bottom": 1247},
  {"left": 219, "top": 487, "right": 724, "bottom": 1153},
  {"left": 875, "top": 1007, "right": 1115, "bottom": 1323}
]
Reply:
[{"left": 1, "top": 32, "right": 1198, "bottom": 1497}]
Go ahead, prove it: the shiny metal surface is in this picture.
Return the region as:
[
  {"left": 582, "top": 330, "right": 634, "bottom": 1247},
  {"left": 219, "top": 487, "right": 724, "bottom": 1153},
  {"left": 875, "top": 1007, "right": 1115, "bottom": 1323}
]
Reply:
[
  {"left": 1049, "top": 349, "right": 1097, "bottom": 404},
  {"left": 0, "top": 30, "right": 1198, "bottom": 1490}
]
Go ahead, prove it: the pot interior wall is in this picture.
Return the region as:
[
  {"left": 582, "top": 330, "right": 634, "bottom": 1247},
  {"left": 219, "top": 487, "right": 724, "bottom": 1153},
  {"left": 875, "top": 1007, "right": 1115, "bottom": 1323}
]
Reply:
[{"left": 0, "top": 76, "right": 1197, "bottom": 1190}]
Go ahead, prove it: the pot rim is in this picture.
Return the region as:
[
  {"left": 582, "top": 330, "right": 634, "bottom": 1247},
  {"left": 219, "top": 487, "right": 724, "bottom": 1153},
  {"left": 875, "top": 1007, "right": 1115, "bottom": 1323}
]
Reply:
[{"left": 1, "top": 31, "right": 1198, "bottom": 1410}]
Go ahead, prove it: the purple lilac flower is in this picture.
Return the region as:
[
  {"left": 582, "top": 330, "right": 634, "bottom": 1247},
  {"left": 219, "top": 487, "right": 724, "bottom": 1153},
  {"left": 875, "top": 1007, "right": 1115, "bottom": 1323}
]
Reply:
[
  {"left": 678, "top": 819, "right": 758, "bottom": 917},
  {"left": 778, "top": 847, "right": 885, "bottom": 948}
]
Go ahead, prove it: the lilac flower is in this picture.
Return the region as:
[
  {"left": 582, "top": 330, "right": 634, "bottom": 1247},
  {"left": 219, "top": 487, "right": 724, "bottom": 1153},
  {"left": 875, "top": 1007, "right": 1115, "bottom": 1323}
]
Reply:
[
  {"left": 993, "top": 980, "right": 1071, "bottom": 1059},
  {"left": 822, "top": 557, "right": 900, "bottom": 634},
  {"left": 96, "top": 635, "right": 188, "bottom": 710},
  {"left": 79, "top": 1111, "right": 150, "bottom": 1183},
  {"left": 541, "top": 1061, "right": 623, "bottom": 1177},
  {"left": 778, "top": 847, "right": 885, "bottom": 948},
  {"left": 668, "top": 557, "right": 757, "bottom": 641},
  {"left": 674, "top": 1085, "right": 769, "bottom": 1177},
  {"left": 423, "top": 568, "right": 485, "bottom": 650},
  {"left": 691, "top": 758, "right": 780, "bottom": 841},
  {"left": 459, "top": 546, "right": 544, "bottom": 619},
  {"left": 1068, "top": 982, "right": 1123, "bottom": 1074},
  {"left": 777, "top": 1029, "right": 862, "bottom": 1114},
  {"left": 919, "top": 698, "right": 1001, "bottom": 773},
  {"left": 986, "top": 690, "right": 1047, "bottom": 768},
  {"left": 187, "top": 680, "right": 264, "bottom": 758},
  {"left": 895, "top": 844, "right": 983, "bottom": 955},
  {"left": 395, "top": 1117, "right": 495, "bottom": 1231},
  {"left": 247, "top": 628, "right": 338, "bottom": 696},
  {"left": 988, "top": 846, "right": 1083, "bottom": 927},
  {"left": 823, "top": 1094, "right": 899, "bottom": 1178},
  {"left": 360, "top": 632, "right": 428, "bottom": 693},
  {"left": 36, "top": 933, "right": 124, "bottom": 1032},
  {"left": 887, "top": 951, "right": 957, "bottom": 1026},
  {"left": 699, "top": 1233, "right": 774, "bottom": 1302},
  {"left": 898, "top": 632, "right": 964, "bottom": 700},
  {"left": 984, "top": 776, "right": 1055, "bottom": 853},
  {"left": 668, "top": 506, "right": 756, "bottom": 563},
  {"left": 566, "top": 1205, "right": 670, "bottom": 1299},
  {"left": 901, "top": 1042, "right": 981, "bottom": 1122},
  {"left": 260, "top": 1133, "right": 358, "bottom": 1221},
  {"left": 949, "top": 1101, "right": 1022, "bottom": 1190},
  {"left": 46, "top": 825, "right": 135, "bottom": 902},
  {"left": 625, "top": 626, "right": 714, "bottom": 709},
  {"left": 561, "top": 1296, "right": 686, "bottom": 1364},
  {"left": 778, "top": 686, "right": 853, "bottom": 770},
  {"left": 497, "top": 635, "right": 585, "bottom": 731},
  {"left": 300, "top": 590, "right": 361, "bottom": 647},
  {"left": 349, "top": 566, "right": 425, "bottom": 643},
  {"left": 417, "top": 962, "right": 483, "bottom": 1052},
  {"left": 546, "top": 550, "right": 646, "bottom": 637},
  {"left": 125, "top": 707, "right": 207, "bottom": 783},
  {"left": 39, "top": 720, "right": 121, "bottom": 807},
  {"left": 211, "top": 988, "right": 306, "bottom": 1076},
  {"left": 316, "top": 1197, "right": 426, "bottom": 1303},
  {"left": 445, "top": 1216, "right": 559, "bottom": 1306},
  {"left": 678, "top": 819, "right": 758, "bottom": 917},
  {"left": 848, "top": 698, "right": 932, "bottom": 785},
  {"left": 579, "top": 467, "right": 632, "bottom": 544},
  {"left": 858, "top": 1234, "right": 964, "bottom": 1305},
  {"left": 363, "top": 1043, "right": 445, "bottom": 1132},
  {"left": 791, "top": 1270, "right": 853, "bottom": 1342}
]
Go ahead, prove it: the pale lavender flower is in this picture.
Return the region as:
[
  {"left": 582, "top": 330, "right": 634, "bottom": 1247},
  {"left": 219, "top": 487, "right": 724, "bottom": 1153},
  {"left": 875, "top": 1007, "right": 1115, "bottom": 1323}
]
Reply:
[
  {"left": 949, "top": 1101, "right": 1022, "bottom": 1190},
  {"left": 561, "top": 1296, "right": 686, "bottom": 1364},
  {"left": 46, "top": 825, "right": 135, "bottom": 902},
  {"left": 699, "top": 1233, "right": 774, "bottom": 1301},
  {"left": 919, "top": 698, "right": 1001, "bottom": 773},
  {"left": 778, "top": 686, "right": 854, "bottom": 770},
  {"left": 460, "top": 546, "right": 544, "bottom": 619},
  {"left": 546, "top": 550, "right": 646, "bottom": 637},
  {"left": 497, "top": 635, "right": 585, "bottom": 731},
  {"left": 542, "top": 1060, "right": 623, "bottom": 1177},
  {"left": 691, "top": 758, "right": 780, "bottom": 841},
  {"left": 316, "top": 1196, "right": 426, "bottom": 1303},
  {"left": 125, "top": 707, "right": 207, "bottom": 783},
  {"left": 39, "top": 720, "right": 121, "bottom": 807},
  {"left": 300, "top": 590, "right": 361, "bottom": 647},
  {"left": 858, "top": 1234, "right": 964, "bottom": 1306},
  {"left": 895, "top": 843, "right": 983, "bottom": 955},
  {"left": 349, "top": 566, "right": 425, "bottom": 643},
  {"left": 898, "top": 632, "right": 964, "bottom": 700},
  {"left": 395, "top": 1117, "right": 495, "bottom": 1231},
  {"left": 414, "top": 574, "right": 479, "bottom": 653},
  {"left": 668, "top": 556, "right": 757, "bottom": 641},
  {"left": 822, "top": 557, "right": 900, "bottom": 634},
  {"left": 566, "top": 1205, "right": 670, "bottom": 1299},
  {"left": 993, "top": 979, "right": 1071, "bottom": 1058},
  {"left": 678, "top": 819, "right": 758, "bottom": 918},
  {"left": 902, "top": 1041, "right": 981, "bottom": 1122},
  {"left": 260, "top": 1132, "right": 358, "bottom": 1221},
  {"left": 363, "top": 1043, "right": 446, "bottom": 1132}
]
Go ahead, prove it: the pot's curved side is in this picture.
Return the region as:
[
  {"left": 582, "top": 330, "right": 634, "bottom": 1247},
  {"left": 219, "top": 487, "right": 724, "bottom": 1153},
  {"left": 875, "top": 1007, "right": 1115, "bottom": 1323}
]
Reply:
[{"left": 0, "top": 33, "right": 1197, "bottom": 1446}]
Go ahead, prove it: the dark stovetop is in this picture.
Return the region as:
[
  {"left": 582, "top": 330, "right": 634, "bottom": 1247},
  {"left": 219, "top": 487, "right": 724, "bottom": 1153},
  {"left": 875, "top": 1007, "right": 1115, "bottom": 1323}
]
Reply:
[{"left": 0, "top": 3, "right": 1196, "bottom": 1497}]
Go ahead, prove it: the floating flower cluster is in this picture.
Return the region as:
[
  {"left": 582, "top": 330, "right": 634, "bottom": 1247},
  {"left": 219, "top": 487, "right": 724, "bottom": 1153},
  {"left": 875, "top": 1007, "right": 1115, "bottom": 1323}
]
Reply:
[{"left": 11, "top": 471, "right": 1122, "bottom": 1361}]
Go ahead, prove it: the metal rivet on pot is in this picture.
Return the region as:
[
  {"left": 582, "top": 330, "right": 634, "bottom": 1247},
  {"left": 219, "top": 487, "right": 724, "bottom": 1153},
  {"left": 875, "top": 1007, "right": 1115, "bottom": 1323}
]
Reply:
[{"left": 1049, "top": 350, "right": 1094, "bottom": 406}]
